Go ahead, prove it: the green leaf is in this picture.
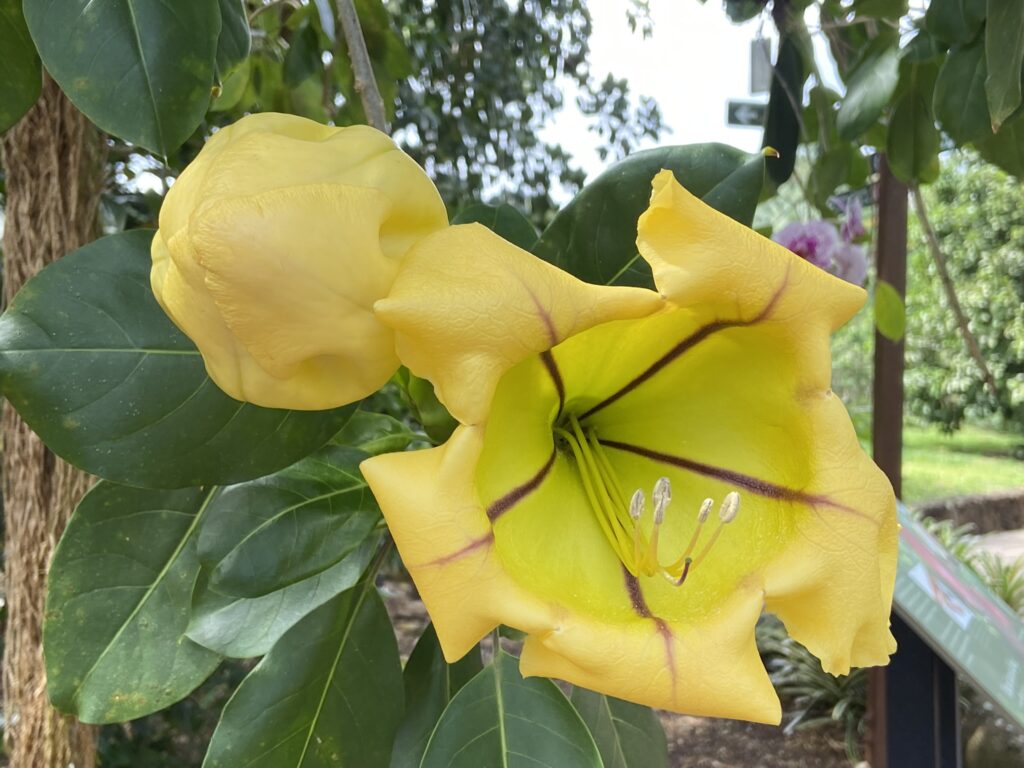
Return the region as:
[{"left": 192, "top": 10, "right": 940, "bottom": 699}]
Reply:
[
  {"left": 533, "top": 144, "right": 766, "bottom": 288},
  {"left": 570, "top": 688, "right": 668, "bottom": 768},
  {"left": 187, "top": 536, "right": 378, "bottom": 658},
  {"left": 887, "top": 90, "right": 940, "bottom": 184},
  {"left": 853, "top": 0, "right": 909, "bottom": 19},
  {"left": 390, "top": 625, "right": 482, "bottom": 768},
  {"left": 216, "top": 0, "right": 251, "bottom": 78},
  {"left": 985, "top": 0, "right": 1024, "bottom": 130},
  {"left": 197, "top": 445, "right": 380, "bottom": 598},
  {"left": 211, "top": 57, "right": 250, "bottom": 112},
  {"left": 0, "top": 230, "right": 355, "bottom": 489},
  {"left": 837, "top": 43, "right": 900, "bottom": 140},
  {"left": 45, "top": 482, "right": 221, "bottom": 723},
  {"left": 333, "top": 410, "right": 421, "bottom": 455},
  {"left": 925, "top": 0, "right": 987, "bottom": 45},
  {"left": 763, "top": 34, "right": 805, "bottom": 187},
  {"left": 934, "top": 40, "right": 993, "bottom": 144},
  {"left": 975, "top": 111, "right": 1024, "bottom": 176},
  {"left": 284, "top": 23, "right": 322, "bottom": 87},
  {"left": 420, "top": 651, "right": 602, "bottom": 768},
  {"left": 0, "top": 0, "right": 41, "bottom": 132},
  {"left": 24, "top": 0, "right": 219, "bottom": 155},
  {"left": 874, "top": 280, "right": 906, "bottom": 341},
  {"left": 203, "top": 581, "right": 403, "bottom": 768},
  {"left": 452, "top": 203, "right": 540, "bottom": 251}
]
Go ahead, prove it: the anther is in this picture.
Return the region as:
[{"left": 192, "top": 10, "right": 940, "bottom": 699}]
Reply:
[
  {"left": 698, "top": 498, "right": 713, "bottom": 524},
  {"left": 629, "top": 489, "right": 645, "bottom": 521},
  {"left": 718, "top": 491, "right": 740, "bottom": 523}
]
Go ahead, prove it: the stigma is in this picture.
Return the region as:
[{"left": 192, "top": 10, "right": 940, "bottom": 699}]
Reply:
[{"left": 553, "top": 413, "right": 740, "bottom": 585}]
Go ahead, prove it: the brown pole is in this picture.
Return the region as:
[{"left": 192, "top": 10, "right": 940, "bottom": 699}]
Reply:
[{"left": 866, "top": 156, "right": 908, "bottom": 768}]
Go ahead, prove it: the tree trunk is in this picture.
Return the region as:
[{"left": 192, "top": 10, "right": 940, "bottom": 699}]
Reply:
[{"left": 0, "top": 76, "right": 103, "bottom": 768}]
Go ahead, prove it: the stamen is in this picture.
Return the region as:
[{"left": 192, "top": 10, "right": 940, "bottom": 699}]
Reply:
[
  {"left": 629, "top": 489, "right": 645, "bottom": 520},
  {"left": 652, "top": 477, "right": 671, "bottom": 524},
  {"left": 719, "top": 491, "right": 740, "bottom": 523},
  {"left": 698, "top": 497, "right": 713, "bottom": 524}
]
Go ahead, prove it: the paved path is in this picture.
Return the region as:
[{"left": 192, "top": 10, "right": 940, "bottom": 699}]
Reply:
[{"left": 978, "top": 529, "right": 1024, "bottom": 563}]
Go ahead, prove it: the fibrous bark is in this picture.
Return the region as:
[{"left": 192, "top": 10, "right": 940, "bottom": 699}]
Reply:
[{"left": 0, "top": 76, "right": 103, "bottom": 768}]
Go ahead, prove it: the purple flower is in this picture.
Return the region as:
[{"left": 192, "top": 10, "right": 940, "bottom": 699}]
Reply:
[
  {"left": 772, "top": 221, "right": 840, "bottom": 270},
  {"left": 838, "top": 197, "right": 865, "bottom": 243},
  {"left": 831, "top": 242, "right": 868, "bottom": 286}
]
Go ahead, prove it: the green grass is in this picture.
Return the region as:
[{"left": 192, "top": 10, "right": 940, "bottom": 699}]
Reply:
[{"left": 901, "top": 425, "right": 1024, "bottom": 504}]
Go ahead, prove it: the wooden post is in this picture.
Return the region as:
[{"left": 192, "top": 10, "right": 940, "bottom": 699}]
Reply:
[{"left": 867, "top": 158, "right": 961, "bottom": 767}]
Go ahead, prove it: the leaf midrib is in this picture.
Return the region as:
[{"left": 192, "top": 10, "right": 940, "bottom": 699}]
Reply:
[{"left": 71, "top": 487, "right": 217, "bottom": 705}]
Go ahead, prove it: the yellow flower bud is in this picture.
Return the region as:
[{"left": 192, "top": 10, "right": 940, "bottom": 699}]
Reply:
[{"left": 150, "top": 112, "right": 447, "bottom": 410}]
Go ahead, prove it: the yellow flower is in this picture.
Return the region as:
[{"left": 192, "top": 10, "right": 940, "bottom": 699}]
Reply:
[
  {"left": 361, "top": 171, "right": 897, "bottom": 723},
  {"left": 150, "top": 112, "right": 447, "bottom": 410}
]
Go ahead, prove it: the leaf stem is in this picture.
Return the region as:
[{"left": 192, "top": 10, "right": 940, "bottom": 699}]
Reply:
[
  {"left": 909, "top": 184, "right": 1000, "bottom": 400},
  {"left": 336, "top": 0, "right": 388, "bottom": 132}
]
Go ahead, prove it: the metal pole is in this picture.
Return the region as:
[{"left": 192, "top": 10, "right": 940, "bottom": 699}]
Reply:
[{"left": 867, "top": 157, "right": 961, "bottom": 768}]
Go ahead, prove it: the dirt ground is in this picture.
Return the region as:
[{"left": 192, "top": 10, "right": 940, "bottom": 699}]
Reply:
[{"left": 382, "top": 578, "right": 852, "bottom": 768}]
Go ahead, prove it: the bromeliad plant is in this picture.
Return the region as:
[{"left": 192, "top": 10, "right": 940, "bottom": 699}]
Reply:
[{"left": 0, "top": 113, "right": 897, "bottom": 766}]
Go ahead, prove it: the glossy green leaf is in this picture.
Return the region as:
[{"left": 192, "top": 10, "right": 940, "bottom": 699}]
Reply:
[
  {"left": 452, "top": 203, "right": 540, "bottom": 251},
  {"left": 420, "top": 651, "right": 602, "bottom": 768},
  {"left": 874, "top": 280, "right": 907, "bottom": 341},
  {"left": 197, "top": 445, "right": 379, "bottom": 598},
  {"left": 187, "top": 536, "right": 378, "bottom": 658},
  {"left": 887, "top": 91, "right": 940, "bottom": 184},
  {"left": 333, "top": 410, "right": 421, "bottom": 454},
  {"left": 45, "top": 482, "right": 221, "bottom": 723},
  {"left": 284, "top": 23, "right": 322, "bottom": 87},
  {"left": 985, "top": 0, "right": 1024, "bottom": 131},
  {"left": 0, "top": 230, "right": 355, "bottom": 489},
  {"left": 0, "top": 0, "right": 41, "bottom": 132},
  {"left": 390, "top": 625, "right": 482, "bottom": 768},
  {"left": 837, "top": 43, "right": 900, "bottom": 140},
  {"left": 24, "top": 0, "right": 219, "bottom": 155},
  {"left": 976, "top": 111, "right": 1024, "bottom": 177},
  {"left": 211, "top": 58, "right": 250, "bottom": 112},
  {"left": 216, "top": 0, "right": 251, "bottom": 78},
  {"left": 763, "top": 34, "right": 804, "bottom": 187},
  {"left": 934, "top": 40, "right": 992, "bottom": 144},
  {"left": 570, "top": 688, "right": 668, "bottom": 768},
  {"left": 203, "top": 581, "right": 403, "bottom": 768},
  {"left": 925, "top": 0, "right": 986, "bottom": 45},
  {"left": 533, "top": 144, "right": 766, "bottom": 288}
]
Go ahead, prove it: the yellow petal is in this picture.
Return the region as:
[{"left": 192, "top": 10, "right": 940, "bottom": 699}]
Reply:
[
  {"left": 375, "top": 224, "right": 664, "bottom": 425},
  {"left": 360, "top": 427, "right": 557, "bottom": 661},
  {"left": 638, "top": 169, "right": 864, "bottom": 330},
  {"left": 150, "top": 112, "right": 448, "bottom": 410},
  {"left": 186, "top": 184, "right": 399, "bottom": 409},
  {"left": 520, "top": 584, "right": 781, "bottom": 723}
]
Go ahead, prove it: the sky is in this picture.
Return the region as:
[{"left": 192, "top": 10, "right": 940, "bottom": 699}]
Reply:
[{"left": 543, "top": 0, "right": 773, "bottom": 180}]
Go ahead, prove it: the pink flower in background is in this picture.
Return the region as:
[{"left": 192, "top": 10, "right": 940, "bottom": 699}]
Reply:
[
  {"left": 837, "top": 196, "right": 866, "bottom": 243},
  {"left": 831, "top": 242, "right": 868, "bottom": 286},
  {"left": 772, "top": 205, "right": 868, "bottom": 287},
  {"left": 772, "top": 220, "right": 839, "bottom": 270}
]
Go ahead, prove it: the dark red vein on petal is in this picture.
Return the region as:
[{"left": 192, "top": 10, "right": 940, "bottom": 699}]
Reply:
[
  {"left": 540, "top": 350, "right": 565, "bottom": 416},
  {"left": 623, "top": 567, "right": 679, "bottom": 701},
  {"left": 424, "top": 531, "right": 494, "bottom": 566},
  {"left": 601, "top": 439, "right": 868, "bottom": 520},
  {"left": 580, "top": 273, "right": 790, "bottom": 420},
  {"left": 485, "top": 448, "right": 557, "bottom": 522}
]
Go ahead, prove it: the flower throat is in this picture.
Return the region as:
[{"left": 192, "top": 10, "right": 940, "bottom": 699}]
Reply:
[{"left": 553, "top": 413, "right": 740, "bottom": 583}]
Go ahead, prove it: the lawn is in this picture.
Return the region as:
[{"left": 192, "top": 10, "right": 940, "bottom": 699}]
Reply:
[{"left": 901, "top": 424, "right": 1024, "bottom": 504}]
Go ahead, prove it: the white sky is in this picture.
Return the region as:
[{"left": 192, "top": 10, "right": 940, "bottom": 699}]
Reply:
[{"left": 547, "top": 0, "right": 850, "bottom": 181}]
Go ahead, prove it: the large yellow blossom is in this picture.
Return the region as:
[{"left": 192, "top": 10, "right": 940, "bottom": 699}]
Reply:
[
  {"left": 362, "top": 171, "right": 897, "bottom": 722},
  {"left": 150, "top": 113, "right": 447, "bottom": 410}
]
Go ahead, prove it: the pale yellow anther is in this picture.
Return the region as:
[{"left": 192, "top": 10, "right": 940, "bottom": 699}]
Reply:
[
  {"left": 718, "top": 492, "right": 740, "bottom": 524},
  {"left": 629, "top": 489, "right": 645, "bottom": 521},
  {"left": 652, "top": 477, "right": 672, "bottom": 524},
  {"left": 698, "top": 497, "right": 713, "bottom": 524}
]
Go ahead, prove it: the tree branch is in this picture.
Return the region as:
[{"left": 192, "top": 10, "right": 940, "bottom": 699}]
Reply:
[
  {"left": 336, "top": 0, "right": 388, "bottom": 132},
  {"left": 910, "top": 184, "right": 1001, "bottom": 400}
]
